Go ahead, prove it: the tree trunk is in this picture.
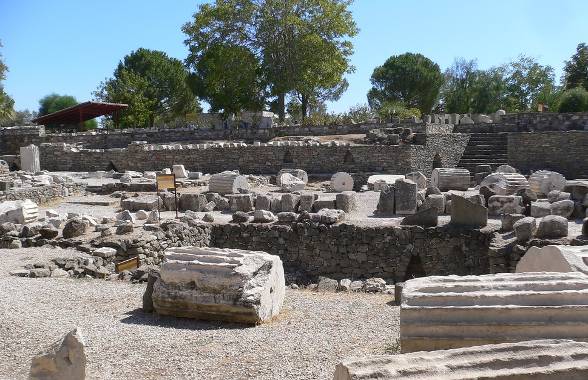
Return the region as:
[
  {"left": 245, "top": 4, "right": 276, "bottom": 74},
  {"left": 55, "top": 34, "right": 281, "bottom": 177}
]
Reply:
[
  {"left": 277, "top": 93, "right": 286, "bottom": 122},
  {"left": 301, "top": 93, "right": 308, "bottom": 122}
]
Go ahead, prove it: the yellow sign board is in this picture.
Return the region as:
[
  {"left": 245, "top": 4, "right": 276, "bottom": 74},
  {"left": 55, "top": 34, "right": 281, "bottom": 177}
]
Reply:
[
  {"left": 115, "top": 256, "right": 139, "bottom": 273},
  {"left": 157, "top": 174, "right": 176, "bottom": 191}
]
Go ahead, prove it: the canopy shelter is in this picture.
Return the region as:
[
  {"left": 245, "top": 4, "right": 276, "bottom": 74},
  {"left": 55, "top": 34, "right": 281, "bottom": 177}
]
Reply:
[{"left": 32, "top": 101, "right": 128, "bottom": 130}]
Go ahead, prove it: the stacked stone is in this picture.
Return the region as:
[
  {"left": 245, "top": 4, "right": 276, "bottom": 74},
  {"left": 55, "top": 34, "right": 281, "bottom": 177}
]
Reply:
[
  {"left": 431, "top": 168, "right": 470, "bottom": 191},
  {"left": 529, "top": 170, "right": 566, "bottom": 197},
  {"left": 208, "top": 171, "right": 249, "bottom": 195},
  {"left": 400, "top": 272, "right": 588, "bottom": 352}
]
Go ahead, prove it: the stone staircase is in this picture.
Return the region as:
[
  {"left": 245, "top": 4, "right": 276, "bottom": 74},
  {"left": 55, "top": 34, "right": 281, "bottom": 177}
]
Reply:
[{"left": 457, "top": 133, "right": 508, "bottom": 173}]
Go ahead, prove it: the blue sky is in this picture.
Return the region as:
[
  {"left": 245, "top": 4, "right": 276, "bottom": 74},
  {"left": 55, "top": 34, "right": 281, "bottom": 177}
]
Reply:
[{"left": 1, "top": 0, "right": 587, "bottom": 114}]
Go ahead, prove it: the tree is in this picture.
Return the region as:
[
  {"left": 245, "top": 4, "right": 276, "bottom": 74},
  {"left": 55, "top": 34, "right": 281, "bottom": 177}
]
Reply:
[
  {"left": 501, "top": 55, "right": 556, "bottom": 111},
  {"left": 182, "top": 0, "right": 357, "bottom": 121},
  {"left": 367, "top": 53, "right": 444, "bottom": 114},
  {"left": 563, "top": 43, "right": 588, "bottom": 91},
  {"left": 441, "top": 58, "right": 480, "bottom": 114},
  {"left": 96, "top": 48, "right": 198, "bottom": 128},
  {"left": 0, "top": 109, "right": 37, "bottom": 127},
  {"left": 558, "top": 87, "right": 588, "bottom": 113},
  {"left": 0, "top": 40, "right": 15, "bottom": 122},
  {"left": 38, "top": 93, "right": 97, "bottom": 130}
]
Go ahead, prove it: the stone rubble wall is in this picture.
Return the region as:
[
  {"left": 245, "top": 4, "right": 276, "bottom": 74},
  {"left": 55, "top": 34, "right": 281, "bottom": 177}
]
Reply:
[
  {"left": 38, "top": 134, "right": 469, "bottom": 176},
  {"left": 0, "top": 183, "right": 85, "bottom": 204}
]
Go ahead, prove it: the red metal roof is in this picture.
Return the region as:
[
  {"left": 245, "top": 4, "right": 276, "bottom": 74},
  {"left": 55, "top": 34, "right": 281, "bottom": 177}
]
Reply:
[{"left": 32, "top": 101, "right": 128, "bottom": 125}]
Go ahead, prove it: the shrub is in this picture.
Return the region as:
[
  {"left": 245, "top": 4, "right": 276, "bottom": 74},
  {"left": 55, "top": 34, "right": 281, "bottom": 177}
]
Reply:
[{"left": 558, "top": 87, "right": 588, "bottom": 113}]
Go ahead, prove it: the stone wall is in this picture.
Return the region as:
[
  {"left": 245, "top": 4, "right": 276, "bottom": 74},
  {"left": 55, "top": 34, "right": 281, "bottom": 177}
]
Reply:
[
  {"left": 500, "top": 112, "right": 588, "bottom": 131},
  {"left": 0, "top": 183, "right": 85, "bottom": 204},
  {"left": 39, "top": 134, "right": 469, "bottom": 176},
  {"left": 507, "top": 131, "right": 588, "bottom": 178},
  {"left": 211, "top": 223, "right": 497, "bottom": 281}
]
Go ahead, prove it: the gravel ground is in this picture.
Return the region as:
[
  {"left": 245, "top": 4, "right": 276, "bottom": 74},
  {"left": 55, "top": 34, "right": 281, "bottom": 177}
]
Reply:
[{"left": 0, "top": 247, "right": 400, "bottom": 380}]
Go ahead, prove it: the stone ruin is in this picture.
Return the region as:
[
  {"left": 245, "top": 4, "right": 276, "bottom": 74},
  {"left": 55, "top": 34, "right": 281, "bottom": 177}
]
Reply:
[
  {"left": 516, "top": 245, "right": 588, "bottom": 275},
  {"left": 149, "top": 246, "right": 285, "bottom": 324}
]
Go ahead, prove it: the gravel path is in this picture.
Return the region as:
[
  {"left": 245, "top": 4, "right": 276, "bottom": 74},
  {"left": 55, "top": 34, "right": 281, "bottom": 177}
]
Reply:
[{"left": 0, "top": 247, "right": 400, "bottom": 380}]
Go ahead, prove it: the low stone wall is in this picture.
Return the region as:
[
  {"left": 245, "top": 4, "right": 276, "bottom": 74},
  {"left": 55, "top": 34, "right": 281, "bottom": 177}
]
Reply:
[
  {"left": 211, "top": 223, "right": 497, "bottom": 281},
  {"left": 507, "top": 131, "right": 588, "bottom": 178},
  {"left": 0, "top": 183, "right": 85, "bottom": 204},
  {"left": 39, "top": 134, "right": 470, "bottom": 176}
]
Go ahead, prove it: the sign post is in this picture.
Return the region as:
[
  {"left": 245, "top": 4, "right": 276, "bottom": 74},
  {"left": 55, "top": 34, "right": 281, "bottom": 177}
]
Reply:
[{"left": 156, "top": 173, "right": 179, "bottom": 222}]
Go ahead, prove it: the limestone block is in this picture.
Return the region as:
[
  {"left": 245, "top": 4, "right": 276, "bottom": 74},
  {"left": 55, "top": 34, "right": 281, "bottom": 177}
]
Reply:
[
  {"left": 496, "top": 164, "right": 517, "bottom": 173},
  {"left": 480, "top": 173, "right": 529, "bottom": 195},
  {"left": 253, "top": 210, "right": 276, "bottom": 223},
  {"left": 276, "top": 169, "right": 308, "bottom": 186},
  {"left": 450, "top": 195, "right": 487, "bottom": 227},
  {"left": 209, "top": 171, "right": 249, "bottom": 195},
  {"left": 277, "top": 212, "right": 297, "bottom": 223},
  {"left": 318, "top": 208, "right": 346, "bottom": 224},
  {"left": 531, "top": 202, "right": 551, "bottom": 218},
  {"left": 280, "top": 193, "right": 300, "bottom": 212},
  {"left": 121, "top": 196, "right": 159, "bottom": 211},
  {"left": 395, "top": 179, "right": 417, "bottom": 215},
  {"left": 0, "top": 199, "right": 39, "bottom": 224},
  {"left": 501, "top": 213, "right": 525, "bottom": 232},
  {"left": 487, "top": 195, "right": 524, "bottom": 216},
  {"left": 29, "top": 328, "right": 86, "bottom": 380},
  {"left": 334, "top": 340, "right": 588, "bottom": 380},
  {"left": 400, "top": 207, "right": 437, "bottom": 227},
  {"left": 517, "top": 245, "right": 588, "bottom": 275},
  {"left": 313, "top": 199, "right": 336, "bottom": 211},
  {"left": 400, "top": 272, "right": 588, "bottom": 352},
  {"left": 459, "top": 115, "right": 474, "bottom": 124},
  {"left": 20, "top": 144, "right": 40, "bottom": 173},
  {"left": 548, "top": 190, "right": 571, "bottom": 203},
  {"left": 536, "top": 215, "right": 568, "bottom": 239},
  {"left": 232, "top": 211, "right": 249, "bottom": 223},
  {"left": 375, "top": 186, "right": 395, "bottom": 215},
  {"left": 335, "top": 191, "right": 357, "bottom": 213},
  {"left": 172, "top": 164, "right": 188, "bottom": 178},
  {"left": 431, "top": 168, "right": 470, "bottom": 191},
  {"left": 279, "top": 173, "right": 305, "bottom": 192},
  {"left": 550, "top": 200, "right": 574, "bottom": 218},
  {"left": 423, "top": 194, "right": 445, "bottom": 214},
  {"left": 367, "top": 175, "right": 404, "bottom": 191},
  {"left": 228, "top": 194, "right": 254, "bottom": 212},
  {"left": 116, "top": 210, "right": 136, "bottom": 224},
  {"left": 331, "top": 172, "right": 354, "bottom": 192},
  {"left": 529, "top": 170, "right": 567, "bottom": 197},
  {"left": 299, "top": 193, "right": 317, "bottom": 212},
  {"left": 255, "top": 195, "right": 272, "bottom": 211},
  {"left": 513, "top": 217, "right": 537, "bottom": 241},
  {"left": 179, "top": 193, "right": 207, "bottom": 212},
  {"left": 152, "top": 247, "right": 285, "bottom": 324},
  {"left": 405, "top": 171, "right": 426, "bottom": 190}
]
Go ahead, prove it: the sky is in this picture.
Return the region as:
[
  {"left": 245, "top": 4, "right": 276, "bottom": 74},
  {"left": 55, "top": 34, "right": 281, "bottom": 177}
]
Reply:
[{"left": 1, "top": 0, "right": 587, "bottom": 114}]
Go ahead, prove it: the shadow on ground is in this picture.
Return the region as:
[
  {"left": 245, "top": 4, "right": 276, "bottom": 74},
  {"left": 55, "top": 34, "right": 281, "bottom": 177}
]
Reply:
[{"left": 120, "top": 308, "right": 254, "bottom": 331}]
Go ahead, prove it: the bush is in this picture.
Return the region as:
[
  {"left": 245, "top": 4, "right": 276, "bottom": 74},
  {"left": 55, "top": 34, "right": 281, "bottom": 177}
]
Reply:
[{"left": 558, "top": 87, "right": 588, "bottom": 113}]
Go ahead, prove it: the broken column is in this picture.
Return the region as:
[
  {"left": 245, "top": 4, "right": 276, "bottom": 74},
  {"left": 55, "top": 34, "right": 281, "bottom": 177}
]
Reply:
[
  {"left": 0, "top": 199, "right": 39, "bottom": 224},
  {"left": 208, "top": 171, "right": 249, "bottom": 195},
  {"left": 516, "top": 245, "right": 588, "bottom": 275},
  {"left": 480, "top": 173, "right": 530, "bottom": 195},
  {"left": 151, "top": 247, "right": 285, "bottom": 324},
  {"left": 330, "top": 172, "right": 354, "bottom": 192},
  {"left": 394, "top": 178, "right": 417, "bottom": 215},
  {"left": 20, "top": 144, "right": 40, "bottom": 173},
  {"left": 400, "top": 272, "right": 588, "bottom": 352},
  {"left": 431, "top": 168, "right": 470, "bottom": 191},
  {"left": 529, "top": 170, "right": 567, "bottom": 197},
  {"left": 334, "top": 340, "right": 588, "bottom": 380}
]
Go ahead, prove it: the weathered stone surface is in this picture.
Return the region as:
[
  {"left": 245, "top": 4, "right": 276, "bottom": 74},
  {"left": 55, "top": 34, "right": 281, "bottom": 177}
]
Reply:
[
  {"left": 255, "top": 195, "right": 272, "bottom": 211},
  {"left": 253, "top": 210, "right": 276, "bottom": 223},
  {"left": 39, "top": 225, "right": 59, "bottom": 239},
  {"left": 93, "top": 247, "right": 116, "bottom": 258},
  {"left": 395, "top": 179, "right": 417, "bottom": 215},
  {"left": 316, "top": 276, "right": 338, "bottom": 292},
  {"left": 331, "top": 172, "right": 354, "bottom": 192},
  {"left": 29, "top": 328, "right": 86, "bottom": 380},
  {"left": 209, "top": 171, "right": 249, "bottom": 195},
  {"left": 496, "top": 164, "right": 517, "bottom": 173},
  {"left": 531, "top": 202, "right": 551, "bottom": 218},
  {"left": 363, "top": 278, "right": 386, "bottom": 293},
  {"left": 232, "top": 211, "right": 250, "bottom": 223},
  {"left": 277, "top": 212, "right": 298, "bottom": 223},
  {"left": 0, "top": 199, "right": 39, "bottom": 224},
  {"left": 312, "top": 198, "right": 336, "bottom": 211},
  {"left": 152, "top": 247, "right": 285, "bottom": 324},
  {"left": 536, "top": 215, "right": 568, "bottom": 239},
  {"left": 405, "top": 171, "right": 426, "bottom": 190},
  {"left": 335, "top": 191, "right": 357, "bottom": 213},
  {"left": 422, "top": 194, "right": 445, "bottom": 214},
  {"left": 517, "top": 245, "right": 588, "bottom": 275},
  {"left": 62, "top": 218, "right": 87, "bottom": 239},
  {"left": 431, "top": 168, "right": 470, "bottom": 191},
  {"left": 172, "top": 164, "right": 188, "bottom": 178},
  {"left": 318, "top": 208, "right": 346, "bottom": 224},
  {"left": 513, "top": 217, "right": 537, "bottom": 241},
  {"left": 276, "top": 169, "right": 308, "bottom": 186},
  {"left": 584, "top": 217, "right": 588, "bottom": 236},
  {"left": 299, "top": 193, "right": 317, "bottom": 212},
  {"left": 487, "top": 195, "right": 525, "bottom": 216},
  {"left": 529, "top": 170, "right": 566, "bottom": 196},
  {"left": 501, "top": 213, "right": 525, "bottom": 232},
  {"left": 375, "top": 185, "right": 395, "bottom": 215},
  {"left": 142, "top": 271, "right": 159, "bottom": 312},
  {"left": 400, "top": 272, "right": 588, "bottom": 352},
  {"left": 480, "top": 173, "right": 530, "bottom": 195},
  {"left": 179, "top": 193, "right": 207, "bottom": 212},
  {"left": 116, "top": 222, "right": 134, "bottom": 235},
  {"left": 367, "top": 175, "right": 404, "bottom": 191},
  {"left": 334, "top": 340, "right": 588, "bottom": 380},
  {"left": 280, "top": 193, "right": 300, "bottom": 212},
  {"left": 548, "top": 190, "right": 572, "bottom": 203},
  {"left": 401, "top": 207, "right": 438, "bottom": 227},
  {"left": 228, "top": 194, "right": 254, "bottom": 212},
  {"left": 20, "top": 144, "right": 40, "bottom": 173},
  {"left": 278, "top": 173, "right": 305, "bottom": 192},
  {"left": 550, "top": 200, "right": 574, "bottom": 218},
  {"left": 121, "top": 196, "right": 158, "bottom": 211},
  {"left": 450, "top": 195, "right": 487, "bottom": 227}
]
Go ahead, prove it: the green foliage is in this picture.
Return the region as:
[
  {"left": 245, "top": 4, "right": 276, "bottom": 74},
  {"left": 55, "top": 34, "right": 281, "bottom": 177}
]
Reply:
[
  {"left": 563, "top": 43, "right": 588, "bottom": 91},
  {"left": 368, "top": 53, "right": 444, "bottom": 114},
  {"left": 376, "top": 101, "right": 421, "bottom": 121},
  {"left": 0, "top": 40, "right": 15, "bottom": 121},
  {"left": 557, "top": 87, "right": 588, "bottom": 113},
  {"left": 95, "top": 48, "right": 198, "bottom": 128},
  {"left": 38, "top": 93, "right": 97, "bottom": 130},
  {"left": 0, "top": 109, "right": 37, "bottom": 127},
  {"left": 183, "top": 0, "right": 357, "bottom": 120},
  {"left": 501, "top": 55, "right": 556, "bottom": 112}
]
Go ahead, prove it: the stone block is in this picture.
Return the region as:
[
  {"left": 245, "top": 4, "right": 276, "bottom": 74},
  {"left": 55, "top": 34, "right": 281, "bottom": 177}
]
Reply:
[
  {"left": 232, "top": 211, "right": 249, "bottom": 223},
  {"left": 375, "top": 186, "right": 395, "bottom": 215},
  {"left": 450, "top": 195, "right": 487, "bottom": 227},
  {"left": 394, "top": 179, "right": 417, "bottom": 215},
  {"left": 253, "top": 210, "right": 276, "bottom": 223},
  {"left": 422, "top": 194, "right": 445, "bottom": 214},
  {"left": 400, "top": 207, "right": 437, "bottom": 227},
  {"left": 278, "top": 173, "right": 305, "bottom": 192},
  {"left": 331, "top": 172, "right": 354, "bottom": 192},
  {"left": 516, "top": 245, "right": 588, "bottom": 275},
  {"left": 400, "top": 272, "right": 588, "bottom": 352},
  {"left": 513, "top": 217, "right": 537, "bottom": 241},
  {"left": 62, "top": 218, "right": 87, "bottom": 239},
  {"left": 529, "top": 170, "right": 566, "bottom": 197},
  {"left": 550, "top": 200, "right": 574, "bottom": 218},
  {"left": 209, "top": 171, "right": 249, "bottom": 195},
  {"left": 255, "top": 195, "right": 272, "bottom": 211},
  {"left": 152, "top": 247, "right": 285, "bottom": 324},
  {"left": 276, "top": 169, "right": 308, "bottom": 186},
  {"left": 299, "top": 193, "right": 317, "bottom": 212},
  {"left": 313, "top": 199, "right": 336, "bottom": 212},
  {"left": 29, "top": 328, "right": 86, "bottom": 380},
  {"left": 536, "top": 215, "right": 568, "bottom": 239},
  {"left": 548, "top": 190, "right": 571, "bottom": 203},
  {"left": 20, "top": 144, "right": 40, "bottom": 173},
  {"left": 367, "top": 175, "right": 404, "bottom": 191},
  {"left": 277, "top": 212, "right": 297, "bottom": 223},
  {"left": 0, "top": 199, "right": 39, "bottom": 224},
  {"left": 172, "top": 164, "right": 188, "bottom": 178},
  {"left": 280, "top": 193, "right": 300, "bottom": 212},
  {"left": 431, "top": 168, "right": 470, "bottom": 191},
  {"left": 531, "top": 202, "right": 551, "bottom": 218},
  {"left": 501, "top": 213, "right": 525, "bottom": 232},
  {"left": 121, "top": 196, "right": 159, "bottom": 211},
  {"left": 228, "top": 194, "right": 254, "bottom": 212},
  {"left": 487, "top": 195, "right": 524, "bottom": 216},
  {"left": 335, "top": 191, "right": 357, "bottom": 213},
  {"left": 318, "top": 209, "right": 346, "bottom": 224},
  {"left": 179, "top": 193, "right": 207, "bottom": 212},
  {"left": 334, "top": 340, "right": 588, "bottom": 380},
  {"left": 405, "top": 171, "right": 426, "bottom": 190},
  {"left": 480, "top": 173, "right": 530, "bottom": 196}
]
